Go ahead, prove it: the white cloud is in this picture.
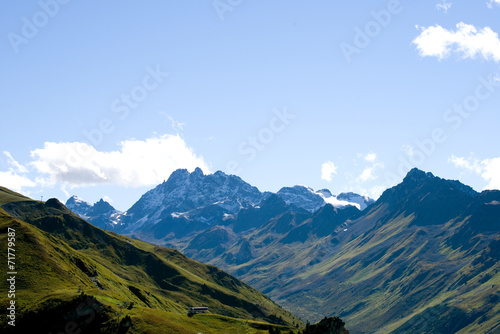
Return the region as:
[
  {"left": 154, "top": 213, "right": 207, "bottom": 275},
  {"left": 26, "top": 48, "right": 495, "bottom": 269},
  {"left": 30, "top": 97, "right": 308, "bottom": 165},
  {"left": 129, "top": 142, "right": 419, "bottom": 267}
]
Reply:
[
  {"left": 364, "top": 153, "right": 377, "bottom": 163},
  {"left": 338, "top": 153, "right": 388, "bottom": 200},
  {"left": 413, "top": 22, "right": 500, "bottom": 62},
  {"left": 30, "top": 134, "right": 209, "bottom": 188},
  {"left": 357, "top": 164, "right": 384, "bottom": 183},
  {"left": 487, "top": 0, "right": 500, "bottom": 8},
  {"left": 449, "top": 155, "right": 500, "bottom": 190},
  {"left": 448, "top": 155, "right": 482, "bottom": 174},
  {"left": 0, "top": 151, "right": 35, "bottom": 192},
  {"left": 402, "top": 145, "right": 414, "bottom": 158},
  {"left": 480, "top": 158, "right": 500, "bottom": 190},
  {"left": 103, "top": 195, "right": 113, "bottom": 203},
  {"left": 160, "top": 112, "right": 185, "bottom": 131},
  {"left": 3, "top": 151, "right": 29, "bottom": 173},
  {"left": 356, "top": 153, "right": 384, "bottom": 183},
  {"left": 321, "top": 161, "right": 337, "bottom": 182},
  {"left": 343, "top": 184, "right": 385, "bottom": 201},
  {"left": 368, "top": 185, "right": 387, "bottom": 199},
  {"left": 60, "top": 186, "right": 70, "bottom": 198},
  {"left": 358, "top": 167, "right": 376, "bottom": 183},
  {"left": 436, "top": 1, "right": 452, "bottom": 13},
  {"left": 0, "top": 171, "right": 35, "bottom": 193}
]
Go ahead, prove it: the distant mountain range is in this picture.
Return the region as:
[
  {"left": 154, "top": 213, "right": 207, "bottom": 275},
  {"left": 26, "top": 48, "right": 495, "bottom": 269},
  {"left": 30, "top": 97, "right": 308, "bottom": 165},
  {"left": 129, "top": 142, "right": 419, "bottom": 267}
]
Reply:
[
  {"left": 65, "top": 167, "right": 500, "bottom": 333},
  {"left": 66, "top": 167, "right": 373, "bottom": 235},
  {"left": 278, "top": 186, "right": 373, "bottom": 212},
  {"left": 66, "top": 195, "right": 124, "bottom": 230}
]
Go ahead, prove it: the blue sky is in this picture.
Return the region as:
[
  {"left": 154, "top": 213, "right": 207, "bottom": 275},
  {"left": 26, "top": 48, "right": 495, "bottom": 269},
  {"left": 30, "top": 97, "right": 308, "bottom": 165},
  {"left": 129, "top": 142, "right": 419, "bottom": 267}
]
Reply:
[{"left": 1, "top": 0, "right": 500, "bottom": 211}]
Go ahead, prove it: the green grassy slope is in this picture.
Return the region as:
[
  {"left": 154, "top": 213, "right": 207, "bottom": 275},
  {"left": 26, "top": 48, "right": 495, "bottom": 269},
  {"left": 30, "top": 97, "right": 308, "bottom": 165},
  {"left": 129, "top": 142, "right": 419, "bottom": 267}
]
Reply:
[
  {"left": 0, "top": 188, "right": 301, "bottom": 333},
  {"left": 0, "top": 186, "right": 31, "bottom": 205}
]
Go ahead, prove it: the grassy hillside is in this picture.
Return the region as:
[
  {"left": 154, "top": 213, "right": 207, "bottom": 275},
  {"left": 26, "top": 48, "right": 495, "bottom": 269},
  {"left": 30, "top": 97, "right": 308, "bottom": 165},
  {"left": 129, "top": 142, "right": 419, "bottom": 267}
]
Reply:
[
  {"left": 0, "top": 188, "right": 302, "bottom": 333},
  {"left": 0, "top": 186, "right": 30, "bottom": 205}
]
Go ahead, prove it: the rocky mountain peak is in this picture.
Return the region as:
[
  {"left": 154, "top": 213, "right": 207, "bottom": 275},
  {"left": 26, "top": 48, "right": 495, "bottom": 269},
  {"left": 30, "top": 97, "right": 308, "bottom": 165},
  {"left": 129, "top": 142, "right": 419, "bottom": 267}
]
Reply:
[
  {"left": 88, "top": 199, "right": 115, "bottom": 215},
  {"left": 403, "top": 167, "right": 435, "bottom": 183}
]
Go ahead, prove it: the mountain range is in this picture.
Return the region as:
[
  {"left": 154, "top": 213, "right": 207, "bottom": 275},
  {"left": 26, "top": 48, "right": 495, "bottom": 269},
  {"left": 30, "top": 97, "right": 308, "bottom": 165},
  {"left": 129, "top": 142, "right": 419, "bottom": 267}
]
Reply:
[
  {"left": 65, "top": 167, "right": 500, "bottom": 333},
  {"left": 66, "top": 167, "right": 372, "bottom": 235},
  {"left": 0, "top": 186, "right": 303, "bottom": 333}
]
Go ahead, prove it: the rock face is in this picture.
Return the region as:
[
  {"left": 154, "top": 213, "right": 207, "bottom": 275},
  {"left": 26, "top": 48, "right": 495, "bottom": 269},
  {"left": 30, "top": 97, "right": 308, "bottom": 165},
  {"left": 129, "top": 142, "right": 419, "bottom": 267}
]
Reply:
[
  {"left": 65, "top": 195, "right": 92, "bottom": 215},
  {"left": 377, "top": 167, "right": 478, "bottom": 226},
  {"left": 277, "top": 186, "right": 374, "bottom": 212},
  {"left": 65, "top": 196, "right": 123, "bottom": 230},
  {"left": 277, "top": 186, "right": 326, "bottom": 212},
  {"left": 118, "top": 168, "right": 265, "bottom": 233}
]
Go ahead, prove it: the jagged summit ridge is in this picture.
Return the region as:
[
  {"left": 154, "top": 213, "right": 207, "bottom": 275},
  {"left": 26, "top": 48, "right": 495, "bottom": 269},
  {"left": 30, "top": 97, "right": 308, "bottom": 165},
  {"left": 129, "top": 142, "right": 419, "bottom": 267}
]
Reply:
[
  {"left": 404, "top": 167, "right": 434, "bottom": 181},
  {"left": 121, "top": 169, "right": 264, "bottom": 232},
  {"left": 384, "top": 167, "right": 478, "bottom": 199},
  {"left": 69, "top": 168, "right": 375, "bottom": 233},
  {"left": 277, "top": 185, "right": 374, "bottom": 211},
  {"left": 65, "top": 196, "right": 122, "bottom": 230},
  {"left": 277, "top": 185, "right": 326, "bottom": 212},
  {"left": 65, "top": 195, "right": 92, "bottom": 216}
]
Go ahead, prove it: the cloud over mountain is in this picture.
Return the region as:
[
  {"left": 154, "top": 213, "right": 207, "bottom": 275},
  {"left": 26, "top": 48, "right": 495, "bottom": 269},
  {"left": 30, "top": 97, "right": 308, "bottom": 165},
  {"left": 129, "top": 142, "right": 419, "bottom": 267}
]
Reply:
[
  {"left": 321, "top": 161, "right": 337, "bottom": 182},
  {"left": 449, "top": 155, "right": 500, "bottom": 190},
  {"left": 0, "top": 151, "right": 35, "bottom": 193},
  {"left": 30, "top": 134, "right": 209, "bottom": 188}
]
